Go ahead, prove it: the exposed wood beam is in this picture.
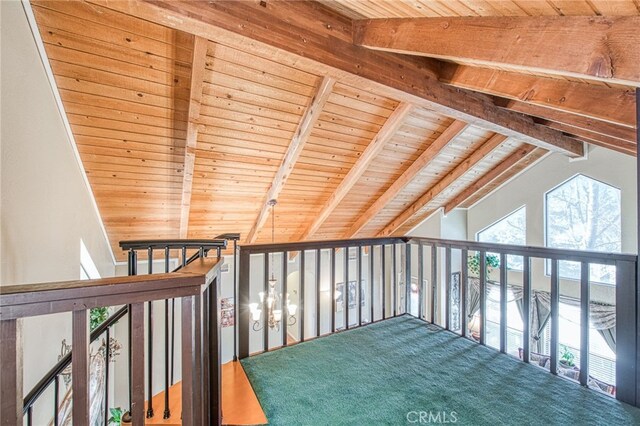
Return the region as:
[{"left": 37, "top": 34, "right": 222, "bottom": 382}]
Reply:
[
  {"left": 494, "top": 98, "right": 637, "bottom": 144},
  {"left": 378, "top": 133, "right": 508, "bottom": 237},
  {"left": 353, "top": 16, "right": 640, "bottom": 86},
  {"left": 245, "top": 76, "right": 336, "bottom": 244},
  {"left": 342, "top": 119, "right": 468, "bottom": 239},
  {"left": 438, "top": 64, "right": 636, "bottom": 128},
  {"left": 299, "top": 102, "right": 413, "bottom": 241},
  {"left": 444, "top": 145, "right": 541, "bottom": 214},
  {"left": 458, "top": 148, "right": 550, "bottom": 210},
  {"left": 89, "top": 0, "right": 584, "bottom": 157},
  {"left": 179, "top": 36, "right": 208, "bottom": 238},
  {"left": 541, "top": 120, "right": 636, "bottom": 156}
]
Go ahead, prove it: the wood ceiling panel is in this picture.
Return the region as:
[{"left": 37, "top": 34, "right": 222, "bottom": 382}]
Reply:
[
  {"left": 189, "top": 42, "right": 320, "bottom": 243},
  {"left": 356, "top": 125, "right": 499, "bottom": 236},
  {"left": 31, "top": 4, "right": 193, "bottom": 61},
  {"left": 32, "top": 0, "right": 596, "bottom": 257},
  {"left": 32, "top": 0, "right": 194, "bottom": 260},
  {"left": 317, "top": 109, "right": 455, "bottom": 239},
  {"left": 321, "top": 0, "right": 640, "bottom": 18},
  {"left": 265, "top": 83, "right": 399, "bottom": 242}
]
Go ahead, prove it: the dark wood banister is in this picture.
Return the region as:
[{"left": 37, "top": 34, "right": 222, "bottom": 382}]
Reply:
[
  {"left": 0, "top": 257, "right": 223, "bottom": 426},
  {"left": 238, "top": 234, "right": 639, "bottom": 408}
]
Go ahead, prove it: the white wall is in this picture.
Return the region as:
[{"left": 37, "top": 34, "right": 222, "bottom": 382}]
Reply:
[
  {"left": 243, "top": 246, "right": 402, "bottom": 354},
  {"left": 466, "top": 147, "right": 636, "bottom": 300},
  {"left": 467, "top": 147, "right": 637, "bottom": 253},
  {"left": 0, "top": 0, "right": 115, "bottom": 419}
]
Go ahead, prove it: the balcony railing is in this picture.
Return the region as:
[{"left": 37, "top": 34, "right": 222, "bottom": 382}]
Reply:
[
  {"left": 2, "top": 234, "right": 638, "bottom": 426},
  {"left": 0, "top": 239, "right": 228, "bottom": 426},
  {"left": 238, "top": 236, "right": 639, "bottom": 408}
]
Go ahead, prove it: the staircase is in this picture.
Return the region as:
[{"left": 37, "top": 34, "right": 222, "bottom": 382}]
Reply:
[{"left": 145, "top": 362, "right": 267, "bottom": 426}]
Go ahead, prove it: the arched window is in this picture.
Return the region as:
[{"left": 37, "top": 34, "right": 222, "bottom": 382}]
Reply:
[
  {"left": 477, "top": 206, "right": 526, "bottom": 270},
  {"left": 545, "top": 174, "right": 621, "bottom": 284}
]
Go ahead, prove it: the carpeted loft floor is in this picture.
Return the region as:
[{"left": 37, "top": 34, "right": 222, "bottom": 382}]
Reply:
[{"left": 241, "top": 316, "right": 640, "bottom": 425}]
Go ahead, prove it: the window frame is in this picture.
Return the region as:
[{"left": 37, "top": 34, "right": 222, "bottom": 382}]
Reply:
[
  {"left": 543, "top": 173, "right": 622, "bottom": 285},
  {"left": 476, "top": 205, "right": 527, "bottom": 271}
]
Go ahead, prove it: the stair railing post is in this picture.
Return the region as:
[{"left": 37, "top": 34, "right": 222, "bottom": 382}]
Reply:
[
  {"left": 146, "top": 247, "right": 154, "bottom": 419},
  {"left": 238, "top": 248, "right": 251, "bottom": 359},
  {"left": 181, "top": 294, "right": 201, "bottom": 425},
  {"left": 209, "top": 273, "right": 222, "bottom": 425},
  {"left": 130, "top": 303, "right": 146, "bottom": 425},
  {"left": 615, "top": 259, "right": 638, "bottom": 406},
  {"left": 72, "top": 310, "right": 90, "bottom": 424},
  {"left": 0, "top": 318, "right": 23, "bottom": 426}
]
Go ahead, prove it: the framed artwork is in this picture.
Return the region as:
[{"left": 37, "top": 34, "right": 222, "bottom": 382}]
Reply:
[
  {"left": 221, "top": 263, "right": 230, "bottom": 273},
  {"left": 336, "top": 280, "right": 366, "bottom": 310},
  {"left": 450, "top": 272, "right": 461, "bottom": 332},
  {"left": 220, "top": 297, "right": 235, "bottom": 328}
]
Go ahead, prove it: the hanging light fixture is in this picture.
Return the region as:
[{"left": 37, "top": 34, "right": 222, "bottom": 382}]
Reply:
[{"left": 249, "top": 199, "right": 297, "bottom": 331}]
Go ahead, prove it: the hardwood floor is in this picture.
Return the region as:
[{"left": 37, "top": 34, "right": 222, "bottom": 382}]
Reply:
[
  {"left": 145, "top": 361, "right": 267, "bottom": 425},
  {"left": 221, "top": 361, "right": 268, "bottom": 425}
]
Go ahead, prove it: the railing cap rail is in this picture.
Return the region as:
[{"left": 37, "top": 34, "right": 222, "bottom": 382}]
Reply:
[
  {"left": 0, "top": 258, "right": 222, "bottom": 320},
  {"left": 119, "top": 239, "right": 227, "bottom": 250},
  {"left": 407, "top": 236, "right": 638, "bottom": 264},
  {"left": 240, "top": 235, "right": 636, "bottom": 264},
  {"left": 239, "top": 236, "right": 409, "bottom": 254}
]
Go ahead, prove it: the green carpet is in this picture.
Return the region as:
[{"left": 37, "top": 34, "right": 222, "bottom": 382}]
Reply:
[{"left": 241, "top": 316, "right": 640, "bottom": 425}]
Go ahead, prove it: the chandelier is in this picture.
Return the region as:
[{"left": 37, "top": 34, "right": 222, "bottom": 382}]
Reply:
[{"left": 249, "top": 199, "right": 297, "bottom": 331}]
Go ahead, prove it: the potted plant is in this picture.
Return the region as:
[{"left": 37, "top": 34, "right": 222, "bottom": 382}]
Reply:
[
  {"left": 108, "top": 407, "right": 123, "bottom": 425},
  {"left": 560, "top": 345, "right": 576, "bottom": 368},
  {"left": 468, "top": 252, "right": 500, "bottom": 277}
]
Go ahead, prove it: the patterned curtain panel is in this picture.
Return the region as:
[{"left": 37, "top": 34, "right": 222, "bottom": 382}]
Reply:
[{"left": 466, "top": 277, "right": 616, "bottom": 354}]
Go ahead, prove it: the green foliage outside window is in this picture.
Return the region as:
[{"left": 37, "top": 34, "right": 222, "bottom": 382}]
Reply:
[
  {"left": 467, "top": 253, "right": 500, "bottom": 277},
  {"left": 90, "top": 307, "right": 109, "bottom": 331}
]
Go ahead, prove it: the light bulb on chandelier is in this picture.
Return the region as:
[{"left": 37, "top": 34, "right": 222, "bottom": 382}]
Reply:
[{"left": 249, "top": 199, "right": 297, "bottom": 332}]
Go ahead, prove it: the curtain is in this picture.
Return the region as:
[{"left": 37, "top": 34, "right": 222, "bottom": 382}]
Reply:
[
  {"left": 467, "top": 277, "right": 480, "bottom": 320},
  {"left": 465, "top": 278, "right": 616, "bottom": 354},
  {"left": 598, "top": 328, "right": 616, "bottom": 353},
  {"left": 530, "top": 292, "right": 551, "bottom": 353}
]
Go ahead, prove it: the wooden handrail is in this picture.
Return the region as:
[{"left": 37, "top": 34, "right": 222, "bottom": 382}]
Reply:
[
  {"left": 407, "top": 236, "right": 637, "bottom": 265},
  {"left": 0, "top": 257, "right": 223, "bottom": 426},
  {"left": 238, "top": 235, "right": 639, "bottom": 409},
  {"left": 0, "top": 258, "right": 221, "bottom": 320}
]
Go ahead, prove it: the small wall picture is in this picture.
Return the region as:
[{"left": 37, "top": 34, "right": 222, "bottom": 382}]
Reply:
[
  {"left": 450, "top": 272, "right": 461, "bottom": 332},
  {"left": 221, "top": 263, "right": 230, "bottom": 273},
  {"left": 221, "top": 297, "right": 234, "bottom": 328},
  {"left": 336, "top": 280, "right": 366, "bottom": 310}
]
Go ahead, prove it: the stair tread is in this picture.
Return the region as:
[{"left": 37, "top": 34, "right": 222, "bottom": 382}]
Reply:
[{"left": 145, "top": 361, "right": 267, "bottom": 425}]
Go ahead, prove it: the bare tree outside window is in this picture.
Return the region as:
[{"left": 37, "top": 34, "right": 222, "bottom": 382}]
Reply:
[
  {"left": 545, "top": 174, "right": 621, "bottom": 284},
  {"left": 477, "top": 206, "right": 526, "bottom": 270}
]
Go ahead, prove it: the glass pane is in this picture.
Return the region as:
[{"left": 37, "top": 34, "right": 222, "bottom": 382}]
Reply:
[
  {"left": 478, "top": 206, "right": 526, "bottom": 271},
  {"left": 506, "top": 255, "right": 524, "bottom": 357},
  {"left": 558, "top": 260, "right": 580, "bottom": 383},
  {"left": 545, "top": 175, "right": 621, "bottom": 284},
  {"left": 466, "top": 250, "right": 480, "bottom": 341},
  {"left": 449, "top": 248, "right": 463, "bottom": 335},
  {"left": 588, "top": 263, "right": 616, "bottom": 395}
]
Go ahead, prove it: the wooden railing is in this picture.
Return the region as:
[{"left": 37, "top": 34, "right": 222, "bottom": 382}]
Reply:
[
  {"left": 0, "top": 256, "right": 223, "bottom": 426},
  {"left": 238, "top": 236, "right": 639, "bottom": 408}
]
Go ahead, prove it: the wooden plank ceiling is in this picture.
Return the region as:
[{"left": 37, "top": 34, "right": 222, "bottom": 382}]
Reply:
[{"left": 30, "top": 1, "right": 637, "bottom": 261}]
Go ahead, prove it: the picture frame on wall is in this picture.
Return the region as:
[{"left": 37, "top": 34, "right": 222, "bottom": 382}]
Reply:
[
  {"left": 220, "top": 297, "right": 235, "bottom": 327},
  {"left": 336, "top": 280, "right": 366, "bottom": 310},
  {"left": 450, "top": 272, "right": 461, "bottom": 332}
]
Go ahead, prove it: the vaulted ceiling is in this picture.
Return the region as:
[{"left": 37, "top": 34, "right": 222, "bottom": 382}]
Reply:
[{"left": 30, "top": 1, "right": 637, "bottom": 261}]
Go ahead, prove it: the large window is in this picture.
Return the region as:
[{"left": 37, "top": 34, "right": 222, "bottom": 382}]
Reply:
[
  {"left": 545, "top": 174, "right": 621, "bottom": 284},
  {"left": 477, "top": 206, "right": 526, "bottom": 270}
]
